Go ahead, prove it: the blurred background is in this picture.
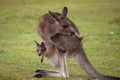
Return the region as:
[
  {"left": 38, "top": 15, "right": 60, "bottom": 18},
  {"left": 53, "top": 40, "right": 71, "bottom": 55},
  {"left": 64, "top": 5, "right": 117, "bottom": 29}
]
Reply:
[{"left": 0, "top": 0, "right": 120, "bottom": 80}]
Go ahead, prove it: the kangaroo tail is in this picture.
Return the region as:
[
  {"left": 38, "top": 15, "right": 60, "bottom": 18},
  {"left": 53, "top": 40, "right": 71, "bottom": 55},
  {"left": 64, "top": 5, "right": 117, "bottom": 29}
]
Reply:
[{"left": 74, "top": 46, "right": 120, "bottom": 80}]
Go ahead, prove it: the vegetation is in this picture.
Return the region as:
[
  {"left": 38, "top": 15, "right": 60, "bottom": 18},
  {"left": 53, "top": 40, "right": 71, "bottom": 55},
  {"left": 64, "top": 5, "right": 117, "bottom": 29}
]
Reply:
[{"left": 0, "top": 0, "right": 120, "bottom": 80}]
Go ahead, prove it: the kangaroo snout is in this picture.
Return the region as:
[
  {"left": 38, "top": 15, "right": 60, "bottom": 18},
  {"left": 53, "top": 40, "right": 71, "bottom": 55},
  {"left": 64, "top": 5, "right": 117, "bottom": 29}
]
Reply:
[
  {"left": 76, "top": 34, "right": 83, "bottom": 41},
  {"left": 69, "top": 31, "right": 75, "bottom": 36},
  {"left": 68, "top": 31, "right": 83, "bottom": 41}
]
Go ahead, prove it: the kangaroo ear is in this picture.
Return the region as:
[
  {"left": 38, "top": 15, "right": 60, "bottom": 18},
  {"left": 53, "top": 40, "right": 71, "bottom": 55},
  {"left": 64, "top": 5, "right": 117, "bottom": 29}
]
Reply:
[
  {"left": 41, "top": 42, "right": 46, "bottom": 49},
  {"left": 49, "top": 10, "right": 59, "bottom": 22},
  {"left": 61, "top": 7, "right": 68, "bottom": 19},
  {"left": 41, "top": 42, "right": 45, "bottom": 47},
  {"left": 34, "top": 40, "right": 40, "bottom": 46}
]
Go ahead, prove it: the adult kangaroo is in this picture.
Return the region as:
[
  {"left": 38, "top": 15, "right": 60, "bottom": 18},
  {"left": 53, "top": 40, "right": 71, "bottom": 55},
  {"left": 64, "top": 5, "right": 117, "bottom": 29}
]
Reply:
[
  {"left": 37, "top": 7, "right": 83, "bottom": 53},
  {"left": 35, "top": 33, "right": 120, "bottom": 80},
  {"left": 35, "top": 7, "right": 120, "bottom": 80}
]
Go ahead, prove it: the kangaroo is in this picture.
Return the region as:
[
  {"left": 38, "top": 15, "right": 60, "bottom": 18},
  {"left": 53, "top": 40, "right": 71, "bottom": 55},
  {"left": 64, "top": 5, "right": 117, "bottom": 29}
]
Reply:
[
  {"left": 37, "top": 7, "right": 83, "bottom": 53},
  {"left": 34, "top": 35, "right": 120, "bottom": 80},
  {"left": 34, "top": 7, "right": 120, "bottom": 80}
]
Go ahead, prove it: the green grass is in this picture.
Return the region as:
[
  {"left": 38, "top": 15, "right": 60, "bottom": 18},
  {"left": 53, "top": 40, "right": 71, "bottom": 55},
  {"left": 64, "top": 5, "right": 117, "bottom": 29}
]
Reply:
[{"left": 0, "top": 0, "right": 120, "bottom": 80}]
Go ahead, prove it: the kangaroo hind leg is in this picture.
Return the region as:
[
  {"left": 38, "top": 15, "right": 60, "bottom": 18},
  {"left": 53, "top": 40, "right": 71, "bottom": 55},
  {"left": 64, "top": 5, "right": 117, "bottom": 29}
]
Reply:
[{"left": 34, "top": 70, "right": 60, "bottom": 78}]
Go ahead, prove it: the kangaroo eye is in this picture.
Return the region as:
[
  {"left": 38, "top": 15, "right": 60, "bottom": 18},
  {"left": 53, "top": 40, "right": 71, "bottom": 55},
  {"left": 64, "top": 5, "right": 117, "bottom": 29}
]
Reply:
[{"left": 63, "top": 25, "right": 68, "bottom": 28}]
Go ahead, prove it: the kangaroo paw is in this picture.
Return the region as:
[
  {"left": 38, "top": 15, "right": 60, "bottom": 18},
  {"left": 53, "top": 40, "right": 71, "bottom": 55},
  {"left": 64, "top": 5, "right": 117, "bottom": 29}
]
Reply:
[
  {"left": 33, "top": 73, "right": 46, "bottom": 78},
  {"left": 60, "top": 47, "right": 66, "bottom": 53}
]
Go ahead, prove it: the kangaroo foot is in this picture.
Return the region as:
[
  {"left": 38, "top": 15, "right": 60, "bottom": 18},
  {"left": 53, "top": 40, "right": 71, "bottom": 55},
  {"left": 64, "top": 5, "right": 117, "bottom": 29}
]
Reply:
[
  {"left": 34, "top": 69, "right": 62, "bottom": 77},
  {"left": 35, "top": 70, "right": 58, "bottom": 73},
  {"left": 33, "top": 73, "right": 46, "bottom": 78}
]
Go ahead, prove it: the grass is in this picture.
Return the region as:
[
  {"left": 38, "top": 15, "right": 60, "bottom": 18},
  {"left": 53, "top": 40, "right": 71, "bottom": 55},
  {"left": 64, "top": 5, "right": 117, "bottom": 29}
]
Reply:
[{"left": 0, "top": 0, "right": 120, "bottom": 80}]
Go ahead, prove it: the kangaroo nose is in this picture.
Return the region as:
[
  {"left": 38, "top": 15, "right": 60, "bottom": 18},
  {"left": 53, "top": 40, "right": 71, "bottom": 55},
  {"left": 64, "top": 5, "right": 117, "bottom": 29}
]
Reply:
[{"left": 70, "top": 32, "right": 75, "bottom": 36}]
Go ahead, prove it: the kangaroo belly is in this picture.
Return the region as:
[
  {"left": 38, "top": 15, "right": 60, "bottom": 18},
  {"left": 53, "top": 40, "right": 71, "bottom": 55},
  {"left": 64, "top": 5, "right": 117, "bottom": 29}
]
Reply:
[{"left": 49, "top": 53, "right": 60, "bottom": 68}]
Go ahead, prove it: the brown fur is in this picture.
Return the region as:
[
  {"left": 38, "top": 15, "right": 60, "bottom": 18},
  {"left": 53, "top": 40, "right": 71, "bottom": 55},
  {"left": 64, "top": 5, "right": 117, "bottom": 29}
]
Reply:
[
  {"left": 34, "top": 7, "right": 120, "bottom": 80},
  {"left": 35, "top": 33, "right": 120, "bottom": 80},
  {"left": 37, "top": 7, "right": 83, "bottom": 52}
]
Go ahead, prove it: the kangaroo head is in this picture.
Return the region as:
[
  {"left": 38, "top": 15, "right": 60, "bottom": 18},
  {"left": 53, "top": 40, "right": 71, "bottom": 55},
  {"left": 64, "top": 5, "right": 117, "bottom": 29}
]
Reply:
[
  {"left": 48, "top": 7, "right": 76, "bottom": 36},
  {"left": 34, "top": 40, "right": 46, "bottom": 56}
]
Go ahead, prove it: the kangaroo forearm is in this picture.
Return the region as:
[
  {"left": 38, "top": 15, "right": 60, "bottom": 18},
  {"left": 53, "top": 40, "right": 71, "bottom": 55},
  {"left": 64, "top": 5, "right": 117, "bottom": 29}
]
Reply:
[{"left": 49, "top": 37, "right": 66, "bottom": 52}]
